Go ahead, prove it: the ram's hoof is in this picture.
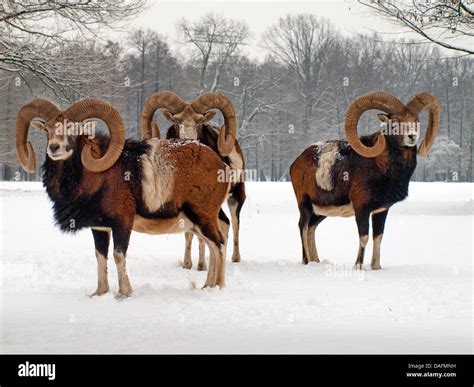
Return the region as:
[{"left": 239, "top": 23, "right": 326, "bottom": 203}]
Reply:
[
  {"left": 89, "top": 287, "right": 109, "bottom": 297},
  {"left": 115, "top": 292, "right": 132, "bottom": 300},
  {"left": 231, "top": 253, "right": 241, "bottom": 263}
]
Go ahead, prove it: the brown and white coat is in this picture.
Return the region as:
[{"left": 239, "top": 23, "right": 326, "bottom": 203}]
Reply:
[
  {"left": 15, "top": 98, "right": 231, "bottom": 297},
  {"left": 140, "top": 91, "right": 246, "bottom": 270}
]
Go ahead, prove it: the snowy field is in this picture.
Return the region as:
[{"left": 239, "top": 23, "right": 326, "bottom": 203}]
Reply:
[{"left": 0, "top": 181, "right": 472, "bottom": 354}]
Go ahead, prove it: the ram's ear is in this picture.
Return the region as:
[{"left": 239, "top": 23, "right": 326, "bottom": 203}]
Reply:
[
  {"left": 30, "top": 120, "right": 47, "bottom": 131},
  {"left": 377, "top": 114, "right": 390, "bottom": 123},
  {"left": 162, "top": 111, "right": 175, "bottom": 122},
  {"left": 81, "top": 135, "right": 100, "bottom": 151},
  {"left": 202, "top": 111, "right": 216, "bottom": 122}
]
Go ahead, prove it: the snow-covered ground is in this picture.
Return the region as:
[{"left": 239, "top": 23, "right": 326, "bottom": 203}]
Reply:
[{"left": 0, "top": 181, "right": 472, "bottom": 353}]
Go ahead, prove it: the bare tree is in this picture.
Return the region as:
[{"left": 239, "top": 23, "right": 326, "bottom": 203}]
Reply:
[
  {"left": 263, "top": 14, "right": 335, "bottom": 138},
  {"left": 0, "top": 0, "right": 146, "bottom": 99},
  {"left": 123, "top": 29, "right": 179, "bottom": 136},
  {"left": 1, "top": 7, "right": 472, "bottom": 182},
  {"left": 358, "top": 0, "right": 474, "bottom": 55},
  {"left": 178, "top": 13, "right": 249, "bottom": 93},
  {"left": 127, "top": 29, "right": 154, "bottom": 129}
]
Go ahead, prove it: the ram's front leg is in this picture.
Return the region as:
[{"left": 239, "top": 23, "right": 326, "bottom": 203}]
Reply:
[
  {"left": 90, "top": 229, "right": 111, "bottom": 297},
  {"left": 371, "top": 209, "right": 389, "bottom": 270},
  {"left": 183, "top": 232, "right": 194, "bottom": 270},
  {"left": 112, "top": 225, "right": 133, "bottom": 299},
  {"left": 354, "top": 206, "right": 370, "bottom": 270},
  {"left": 197, "top": 236, "right": 207, "bottom": 271}
]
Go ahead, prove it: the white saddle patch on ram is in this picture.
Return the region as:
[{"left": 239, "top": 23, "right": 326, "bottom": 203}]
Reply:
[
  {"left": 312, "top": 203, "right": 387, "bottom": 218},
  {"left": 315, "top": 142, "right": 339, "bottom": 191},
  {"left": 141, "top": 139, "right": 175, "bottom": 212},
  {"left": 313, "top": 203, "right": 355, "bottom": 217},
  {"left": 133, "top": 213, "right": 192, "bottom": 234}
]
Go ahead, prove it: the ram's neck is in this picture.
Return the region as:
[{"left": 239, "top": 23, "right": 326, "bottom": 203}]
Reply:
[
  {"left": 382, "top": 145, "right": 417, "bottom": 203},
  {"left": 387, "top": 144, "right": 417, "bottom": 177},
  {"left": 42, "top": 139, "right": 85, "bottom": 200}
]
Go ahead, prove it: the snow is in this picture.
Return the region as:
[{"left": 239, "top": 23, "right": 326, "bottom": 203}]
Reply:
[{"left": 0, "top": 181, "right": 472, "bottom": 353}]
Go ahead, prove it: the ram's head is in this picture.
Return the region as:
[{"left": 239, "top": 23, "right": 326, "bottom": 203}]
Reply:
[
  {"left": 140, "top": 91, "right": 236, "bottom": 156},
  {"left": 344, "top": 91, "right": 441, "bottom": 157},
  {"left": 15, "top": 99, "right": 125, "bottom": 172}
]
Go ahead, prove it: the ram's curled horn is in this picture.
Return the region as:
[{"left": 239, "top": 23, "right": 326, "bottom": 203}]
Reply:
[
  {"left": 65, "top": 99, "right": 126, "bottom": 173},
  {"left": 191, "top": 92, "right": 237, "bottom": 157},
  {"left": 15, "top": 99, "right": 61, "bottom": 173},
  {"left": 140, "top": 91, "right": 187, "bottom": 140},
  {"left": 405, "top": 92, "right": 441, "bottom": 157},
  {"left": 345, "top": 91, "right": 405, "bottom": 158}
]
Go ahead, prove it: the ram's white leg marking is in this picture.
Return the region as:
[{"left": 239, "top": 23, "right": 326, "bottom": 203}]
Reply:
[
  {"left": 183, "top": 232, "right": 194, "bottom": 269},
  {"left": 354, "top": 235, "right": 369, "bottom": 270},
  {"left": 228, "top": 200, "right": 241, "bottom": 263},
  {"left": 218, "top": 218, "right": 230, "bottom": 244},
  {"left": 90, "top": 250, "right": 109, "bottom": 297},
  {"left": 194, "top": 227, "right": 225, "bottom": 288},
  {"left": 113, "top": 251, "right": 133, "bottom": 298},
  {"left": 307, "top": 224, "right": 320, "bottom": 263},
  {"left": 197, "top": 237, "right": 207, "bottom": 271},
  {"left": 371, "top": 234, "right": 383, "bottom": 270},
  {"left": 301, "top": 224, "right": 311, "bottom": 262}
]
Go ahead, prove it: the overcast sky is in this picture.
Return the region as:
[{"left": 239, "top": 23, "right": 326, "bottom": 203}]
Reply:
[{"left": 116, "top": 0, "right": 429, "bottom": 60}]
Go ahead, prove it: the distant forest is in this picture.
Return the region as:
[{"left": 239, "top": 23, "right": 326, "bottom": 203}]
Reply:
[{"left": 1, "top": 11, "right": 472, "bottom": 182}]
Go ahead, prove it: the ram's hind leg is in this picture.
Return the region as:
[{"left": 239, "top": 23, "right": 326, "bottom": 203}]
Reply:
[
  {"left": 194, "top": 217, "right": 226, "bottom": 289},
  {"left": 201, "top": 236, "right": 226, "bottom": 288},
  {"left": 183, "top": 232, "right": 194, "bottom": 269},
  {"left": 90, "top": 229, "right": 111, "bottom": 297},
  {"left": 228, "top": 182, "right": 246, "bottom": 263},
  {"left": 218, "top": 209, "right": 230, "bottom": 260},
  {"left": 354, "top": 207, "right": 370, "bottom": 270},
  {"left": 197, "top": 237, "right": 207, "bottom": 271},
  {"left": 112, "top": 225, "right": 133, "bottom": 298},
  {"left": 298, "top": 201, "right": 312, "bottom": 265},
  {"left": 307, "top": 214, "right": 326, "bottom": 263}
]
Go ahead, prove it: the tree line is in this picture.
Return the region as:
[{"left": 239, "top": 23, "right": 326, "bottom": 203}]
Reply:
[{"left": 1, "top": 12, "right": 472, "bottom": 182}]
